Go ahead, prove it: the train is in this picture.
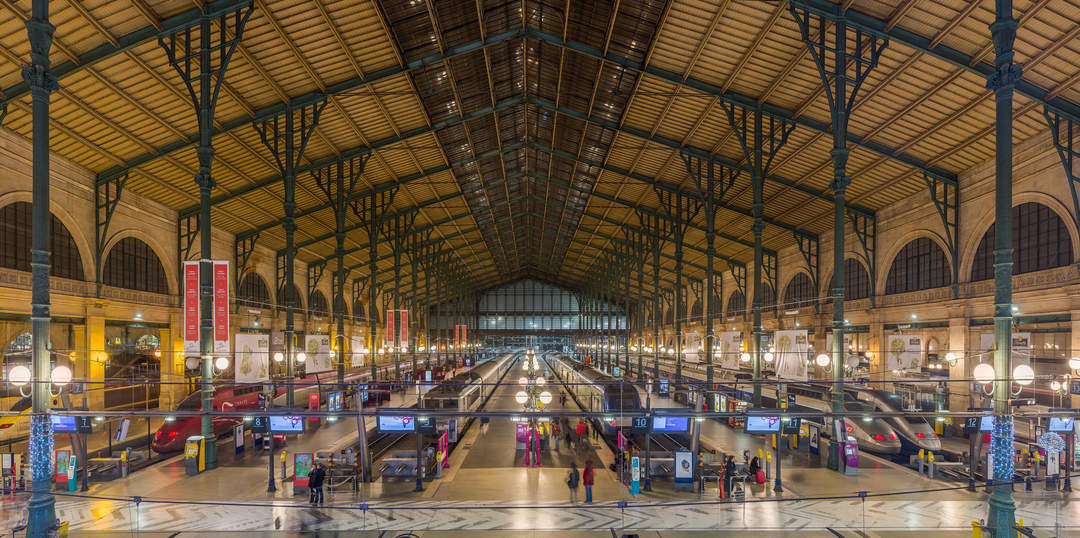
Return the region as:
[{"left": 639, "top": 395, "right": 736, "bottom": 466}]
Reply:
[
  {"left": 151, "top": 360, "right": 427, "bottom": 453},
  {"left": 419, "top": 353, "right": 516, "bottom": 412},
  {"left": 546, "top": 353, "right": 643, "bottom": 435},
  {"left": 847, "top": 387, "right": 941, "bottom": 456},
  {"left": 754, "top": 383, "right": 903, "bottom": 455}
]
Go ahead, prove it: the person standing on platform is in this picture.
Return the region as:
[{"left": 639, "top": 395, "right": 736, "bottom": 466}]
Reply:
[
  {"left": 723, "top": 455, "right": 736, "bottom": 498},
  {"left": 481, "top": 416, "right": 490, "bottom": 435},
  {"left": 583, "top": 460, "right": 595, "bottom": 503},
  {"left": 308, "top": 462, "right": 326, "bottom": 506},
  {"left": 553, "top": 422, "right": 561, "bottom": 451},
  {"left": 566, "top": 462, "right": 580, "bottom": 503}
]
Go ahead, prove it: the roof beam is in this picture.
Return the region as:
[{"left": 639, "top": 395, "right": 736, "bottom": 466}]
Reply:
[
  {"left": 96, "top": 28, "right": 526, "bottom": 186},
  {"left": 787, "top": 0, "right": 1080, "bottom": 126},
  {"left": 0, "top": 0, "right": 254, "bottom": 107},
  {"left": 524, "top": 26, "right": 957, "bottom": 186}
]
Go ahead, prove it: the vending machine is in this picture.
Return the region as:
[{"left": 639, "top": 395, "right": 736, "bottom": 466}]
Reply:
[{"left": 843, "top": 439, "right": 859, "bottom": 476}]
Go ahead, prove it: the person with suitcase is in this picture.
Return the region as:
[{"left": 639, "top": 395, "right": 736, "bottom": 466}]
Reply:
[{"left": 749, "top": 456, "right": 765, "bottom": 484}]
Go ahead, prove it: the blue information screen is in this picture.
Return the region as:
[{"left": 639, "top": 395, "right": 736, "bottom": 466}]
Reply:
[
  {"left": 327, "top": 391, "right": 342, "bottom": 413},
  {"left": 651, "top": 416, "right": 689, "bottom": 432},
  {"left": 268, "top": 416, "right": 305, "bottom": 434},
  {"left": 359, "top": 384, "right": 369, "bottom": 403},
  {"left": 658, "top": 379, "right": 669, "bottom": 395},
  {"left": 745, "top": 416, "right": 781, "bottom": 433},
  {"left": 425, "top": 370, "right": 432, "bottom": 382},
  {"left": 1049, "top": 417, "right": 1074, "bottom": 432},
  {"left": 50, "top": 415, "right": 77, "bottom": 432},
  {"left": 378, "top": 415, "right": 415, "bottom": 432}
]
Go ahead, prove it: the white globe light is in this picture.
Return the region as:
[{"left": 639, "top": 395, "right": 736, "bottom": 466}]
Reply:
[
  {"left": 297, "top": 352, "right": 307, "bottom": 363},
  {"left": 739, "top": 352, "right": 751, "bottom": 363},
  {"left": 944, "top": 352, "right": 956, "bottom": 364},
  {"left": 764, "top": 352, "right": 774, "bottom": 363},
  {"left": 972, "top": 363, "right": 995, "bottom": 384},
  {"left": 519, "top": 377, "right": 528, "bottom": 385},
  {"left": 536, "top": 377, "right": 546, "bottom": 385},
  {"left": 1013, "top": 364, "right": 1035, "bottom": 386},
  {"left": 51, "top": 365, "right": 73, "bottom": 386},
  {"left": 816, "top": 354, "right": 830, "bottom": 367},
  {"left": 9, "top": 365, "right": 30, "bottom": 387},
  {"left": 273, "top": 352, "right": 284, "bottom": 362},
  {"left": 1070, "top": 357, "right": 1080, "bottom": 370},
  {"left": 214, "top": 357, "right": 229, "bottom": 371},
  {"left": 539, "top": 391, "right": 553, "bottom": 405},
  {"left": 515, "top": 391, "right": 528, "bottom": 404},
  {"left": 1051, "top": 379, "right": 1062, "bottom": 392},
  {"left": 185, "top": 357, "right": 200, "bottom": 370}
]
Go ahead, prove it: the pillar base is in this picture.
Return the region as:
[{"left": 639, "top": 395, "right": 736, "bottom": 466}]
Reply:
[{"left": 203, "top": 435, "right": 218, "bottom": 470}]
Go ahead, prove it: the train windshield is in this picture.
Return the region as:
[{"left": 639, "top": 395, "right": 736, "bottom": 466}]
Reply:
[{"left": 604, "top": 388, "right": 640, "bottom": 411}]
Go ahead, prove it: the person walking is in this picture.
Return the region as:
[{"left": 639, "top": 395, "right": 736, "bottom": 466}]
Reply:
[
  {"left": 553, "top": 422, "right": 561, "bottom": 451},
  {"left": 723, "top": 455, "right": 737, "bottom": 498},
  {"left": 566, "top": 462, "right": 580, "bottom": 503},
  {"left": 583, "top": 460, "right": 595, "bottom": 503},
  {"left": 308, "top": 462, "right": 326, "bottom": 506},
  {"left": 564, "top": 423, "right": 574, "bottom": 450}
]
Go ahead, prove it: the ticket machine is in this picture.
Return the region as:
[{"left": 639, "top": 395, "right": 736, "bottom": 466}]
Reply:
[
  {"left": 185, "top": 436, "right": 206, "bottom": 476},
  {"left": 842, "top": 438, "right": 859, "bottom": 476}
]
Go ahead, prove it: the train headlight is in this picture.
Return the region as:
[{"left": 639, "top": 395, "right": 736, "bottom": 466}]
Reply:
[
  {"left": 515, "top": 391, "right": 528, "bottom": 404},
  {"left": 8, "top": 365, "right": 30, "bottom": 387},
  {"left": 539, "top": 391, "right": 552, "bottom": 405}
]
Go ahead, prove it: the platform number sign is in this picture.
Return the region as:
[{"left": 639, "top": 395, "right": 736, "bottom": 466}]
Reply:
[
  {"left": 251, "top": 416, "right": 269, "bottom": 434},
  {"left": 631, "top": 416, "right": 650, "bottom": 434},
  {"left": 963, "top": 417, "right": 980, "bottom": 434}
]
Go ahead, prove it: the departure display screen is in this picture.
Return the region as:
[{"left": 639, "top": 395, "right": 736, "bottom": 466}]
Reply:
[
  {"left": 744, "top": 416, "right": 782, "bottom": 434},
  {"left": 651, "top": 416, "right": 689, "bottom": 432},
  {"left": 1048, "top": 417, "right": 1075, "bottom": 433},
  {"left": 50, "top": 415, "right": 77, "bottom": 432},
  {"left": 268, "top": 416, "right": 305, "bottom": 434},
  {"left": 377, "top": 415, "right": 415, "bottom": 432}
]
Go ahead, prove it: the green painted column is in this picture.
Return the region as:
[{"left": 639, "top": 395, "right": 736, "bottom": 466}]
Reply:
[{"left": 986, "top": 0, "right": 1020, "bottom": 531}]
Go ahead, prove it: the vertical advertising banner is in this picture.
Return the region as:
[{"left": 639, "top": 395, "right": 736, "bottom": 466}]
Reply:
[
  {"left": 460, "top": 324, "right": 466, "bottom": 347},
  {"left": 213, "top": 260, "right": 230, "bottom": 354},
  {"left": 719, "top": 331, "right": 742, "bottom": 370},
  {"left": 350, "top": 335, "right": 365, "bottom": 367},
  {"left": 775, "top": 330, "right": 809, "bottom": 380},
  {"left": 399, "top": 310, "right": 408, "bottom": 346},
  {"left": 234, "top": 333, "right": 270, "bottom": 383},
  {"left": 887, "top": 335, "right": 923, "bottom": 371},
  {"left": 979, "top": 333, "right": 1032, "bottom": 368},
  {"left": 387, "top": 309, "right": 395, "bottom": 346},
  {"left": 305, "top": 334, "right": 332, "bottom": 373},
  {"left": 183, "top": 261, "right": 200, "bottom": 353}
]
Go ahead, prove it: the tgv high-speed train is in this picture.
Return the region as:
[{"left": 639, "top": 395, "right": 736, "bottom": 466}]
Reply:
[
  {"left": 546, "top": 354, "right": 643, "bottom": 435},
  {"left": 151, "top": 360, "right": 428, "bottom": 453},
  {"left": 420, "top": 354, "right": 516, "bottom": 412},
  {"left": 753, "top": 383, "right": 902, "bottom": 455},
  {"left": 846, "top": 388, "right": 940, "bottom": 456}
]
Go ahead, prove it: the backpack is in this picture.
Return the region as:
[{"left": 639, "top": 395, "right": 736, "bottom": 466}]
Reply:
[{"left": 567, "top": 469, "right": 579, "bottom": 488}]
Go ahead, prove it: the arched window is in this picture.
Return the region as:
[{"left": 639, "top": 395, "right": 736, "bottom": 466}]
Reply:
[
  {"left": 663, "top": 306, "right": 674, "bottom": 325},
  {"left": 276, "top": 283, "right": 303, "bottom": 313},
  {"left": 689, "top": 299, "right": 703, "bottom": 323},
  {"left": 782, "top": 272, "right": 815, "bottom": 309},
  {"left": 333, "top": 294, "right": 348, "bottom": 318},
  {"left": 844, "top": 258, "right": 871, "bottom": 300},
  {"left": 0, "top": 202, "right": 85, "bottom": 280},
  {"left": 885, "top": 237, "right": 950, "bottom": 294},
  {"left": 352, "top": 299, "right": 366, "bottom": 321},
  {"left": 757, "top": 284, "right": 776, "bottom": 312},
  {"left": 309, "top": 291, "right": 329, "bottom": 318},
  {"left": 102, "top": 237, "right": 168, "bottom": 294},
  {"left": 236, "top": 273, "right": 271, "bottom": 309},
  {"left": 725, "top": 290, "right": 746, "bottom": 318},
  {"left": 971, "top": 202, "right": 1073, "bottom": 281}
]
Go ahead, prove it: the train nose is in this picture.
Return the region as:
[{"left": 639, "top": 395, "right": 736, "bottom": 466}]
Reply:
[{"left": 151, "top": 427, "right": 182, "bottom": 452}]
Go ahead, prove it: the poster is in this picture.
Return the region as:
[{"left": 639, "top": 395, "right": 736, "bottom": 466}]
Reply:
[
  {"left": 674, "top": 450, "right": 693, "bottom": 482},
  {"left": 305, "top": 334, "right": 332, "bottom": 373},
  {"left": 234, "top": 333, "right": 270, "bottom": 383},
  {"left": 293, "top": 453, "right": 313, "bottom": 487},
  {"left": 979, "top": 333, "right": 1031, "bottom": 368},
  {"left": 350, "top": 336, "right": 365, "bottom": 367},
  {"left": 774, "top": 330, "right": 809, "bottom": 380},
  {"left": 684, "top": 330, "right": 700, "bottom": 361},
  {"left": 183, "top": 261, "right": 199, "bottom": 353},
  {"left": 719, "top": 332, "right": 742, "bottom": 369},
  {"left": 825, "top": 333, "right": 852, "bottom": 355},
  {"left": 212, "top": 260, "right": 230, "bottom": 353},
  {"left": 808, "top": 423, "right": 820, "bottom": 453},
  {"left": 54, "top": 450, "right": 70, "bottom": 483},
  {"left": 386, "top": 310, "right": 395, "bottom": 346},
  {"left": 887, "top": 335, "right": 923, "bottom": 371}
]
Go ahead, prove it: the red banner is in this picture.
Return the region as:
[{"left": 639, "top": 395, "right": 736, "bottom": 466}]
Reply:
[
  {"left": 212, "top": 260, "right": 229, "bottom": 354},
  {"left": 183, "top": 261, "right": 199, "bottom": 353},
  {"left": 460, "top": 324, "right": 466, "bottom": 347},
  {"left": 399, "top": 310, "right": 408, "bottom": 346},
  {"left": 386, "top": 309, "right": 395, "bottom": 346}
]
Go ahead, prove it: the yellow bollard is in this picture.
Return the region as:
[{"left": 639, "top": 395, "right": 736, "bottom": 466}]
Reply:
[
  {"left": 928, "top": 452, "right": 935, "bottom": 463},
  {"left": 1017, "top": 517, "right": 1023, "bottom": 538},
  {"left": 971, "top": 520, "right": 982, "bottom": 538},
  {"left": 919, "top": 448, "right": 925, "bottom": 460},
  {"left": 757, "top": 448, "right": 764, "bottom": 460}
]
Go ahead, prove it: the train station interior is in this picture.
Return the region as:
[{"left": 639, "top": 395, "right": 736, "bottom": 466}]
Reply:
[{"left": 1, "top": 0, "right": 1080, "bottom": 535}]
